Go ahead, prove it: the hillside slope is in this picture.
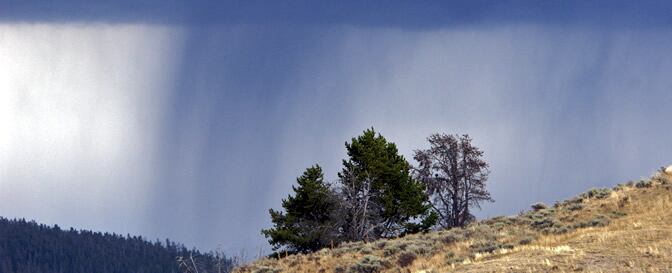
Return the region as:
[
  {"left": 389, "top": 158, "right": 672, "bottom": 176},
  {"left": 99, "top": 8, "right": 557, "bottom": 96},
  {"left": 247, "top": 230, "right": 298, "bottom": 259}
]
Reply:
[{"left": 236, "top": 168, "right": 672, "bottom": 273}]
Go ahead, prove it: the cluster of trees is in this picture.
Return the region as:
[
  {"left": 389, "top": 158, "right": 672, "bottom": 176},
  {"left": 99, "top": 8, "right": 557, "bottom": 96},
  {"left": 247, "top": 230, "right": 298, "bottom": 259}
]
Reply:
[
  {"left": 262, "top": 129, "right": 493, "bottom": 254},
  {"left": 0, "top": 217, "right": 234, "bottom": 273}
]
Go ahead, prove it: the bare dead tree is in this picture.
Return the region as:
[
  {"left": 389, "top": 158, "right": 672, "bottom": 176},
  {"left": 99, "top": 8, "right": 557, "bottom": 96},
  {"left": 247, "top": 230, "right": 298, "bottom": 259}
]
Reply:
[
  {"left": 176, "top": 253, "right": 200, "bottom": 273},
  {"left": 414, "top": 133, "right": 493, "bottom": 229},
  {"left": 213, "top": 248, "right": 230, "bottom": 273},
  {"left": 338, "top": 168, "right": 383, "bottom": 242},
  {"left": 177, "top": 249, "right": 235, "bottom": 273}
]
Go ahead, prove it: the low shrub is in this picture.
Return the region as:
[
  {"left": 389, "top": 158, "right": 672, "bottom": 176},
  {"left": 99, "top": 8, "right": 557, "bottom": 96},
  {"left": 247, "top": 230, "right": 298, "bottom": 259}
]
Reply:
[
  {"left": 382, "top": 241, "right": 407, "bottom": 256},
  {"left": 405, "top": 242, "right": 433, "bottom": 256},
  {"left": 501, "top": 243, "right": 514, "bottom": 249},
  {"left": 531, "top": 216, "right": 557, "bottom": 230},
  {"left": 251, "top": 266, "right": 282, "bottom": 273},
  {"left": 636, "top": 179, "right": 652, "bottom": 188},
  {"left": 531, "top": 202, "right": 548, "bottom": 211},
  {"left": 349, "top": 255, "right": 385, "bottom": 273},
  {"left": 527, "top": 208, "right": 555, "bottom": 219},
  {"left": 465, "top": 225, "right": 498, "bottom": 241},
  {"left": 661, "top": 176, "right": 671, "bottom": 185},
  {"left": 573, "top": 214, "right": 610, "bottom": 229},
  {"left": 397, "top": 252, "right": 417, "bottom": 267},
  {"left": 519, "top": 236, "right": 534, "bottom": 245},
  {"left": 567, "top": 203, "right": 583, "bottom": 211},
  {"left": 469, "top": 241, "right": 500, "bottom": 254},
  {"left": 653, "top": 175, "right": 671, "bottom": 185},
  {"left": 482, "top": 216, "right": 511, "bottom": 228},
  {"left": 566, "top": 196, "right": 584, "bottom": 205},
  {"left": 551, "top": 226, "right": 571, "bottom": 234},
  {"left": 446, "top": 255, "right": 464, "bottom": 265},
  {"left": 573, "top": 222, "right": 588, "bottom": 229},
  {"left": 582, "top": 188, "right": 612, "bottom": 199},
  {"left": 589, "top": 215, "right": 610, "bottom": 227},
  {"left": 613, "top": 183, "right": 626, "bottom": 191},
  {"left": 492, "top": 222, "right": 506, "bottom": 230},
  {"left": 610, "top": 211, "right": 627, "bottom": 218},
  {"left": 441, "top": 232, "right": 464, "bottom": 245}
]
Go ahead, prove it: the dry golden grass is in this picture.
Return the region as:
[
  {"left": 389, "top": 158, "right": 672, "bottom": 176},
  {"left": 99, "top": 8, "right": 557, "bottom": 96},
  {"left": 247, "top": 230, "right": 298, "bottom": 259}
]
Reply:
[{"left": 235, "top": 171, "right": 672, "bottom": 273}]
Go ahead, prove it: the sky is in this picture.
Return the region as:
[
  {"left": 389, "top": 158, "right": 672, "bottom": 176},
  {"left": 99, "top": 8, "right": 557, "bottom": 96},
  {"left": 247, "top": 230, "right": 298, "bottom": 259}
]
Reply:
[{"left": 1, "top": 1, "right": 672, "bottom": 256}]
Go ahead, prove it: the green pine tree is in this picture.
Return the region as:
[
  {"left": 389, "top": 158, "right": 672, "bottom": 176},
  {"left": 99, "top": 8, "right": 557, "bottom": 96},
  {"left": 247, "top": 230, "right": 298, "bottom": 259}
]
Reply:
[
  {"left": 262, "top": 165, "right": 340, "bottom": 253},
  {"left": 338, "top": 128, "right": 434, "bottom": 241}
]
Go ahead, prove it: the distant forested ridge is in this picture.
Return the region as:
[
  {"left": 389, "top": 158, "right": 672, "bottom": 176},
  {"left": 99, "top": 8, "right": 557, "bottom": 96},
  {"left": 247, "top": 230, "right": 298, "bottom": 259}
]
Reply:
[{"left": 0, "top": 217, "right": 234, "bottom": 273}]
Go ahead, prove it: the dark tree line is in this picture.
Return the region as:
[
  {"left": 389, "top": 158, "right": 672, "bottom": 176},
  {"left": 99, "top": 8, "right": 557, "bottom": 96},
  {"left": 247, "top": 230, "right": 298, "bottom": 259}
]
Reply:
[
  {"left": 0, "top": 217, "right": 234, "bottom": 273},
  {"left": 262, "top": 129, "right": 492, "bottom": 254}
]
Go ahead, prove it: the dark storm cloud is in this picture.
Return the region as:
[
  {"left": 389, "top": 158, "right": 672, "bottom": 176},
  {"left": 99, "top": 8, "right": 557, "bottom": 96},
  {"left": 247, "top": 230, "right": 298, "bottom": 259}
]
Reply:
[{"left": 3, "top": 0, "right": 672, "bottom": 28}]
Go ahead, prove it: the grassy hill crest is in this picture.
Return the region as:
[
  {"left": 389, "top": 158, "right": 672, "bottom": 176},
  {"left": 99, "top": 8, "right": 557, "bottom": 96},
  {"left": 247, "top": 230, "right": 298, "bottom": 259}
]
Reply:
[{"left": 236, "top": 167, "right": 672, "bottom": 273}]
